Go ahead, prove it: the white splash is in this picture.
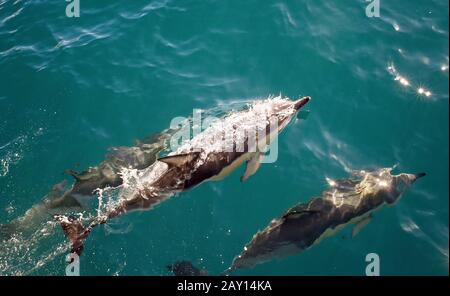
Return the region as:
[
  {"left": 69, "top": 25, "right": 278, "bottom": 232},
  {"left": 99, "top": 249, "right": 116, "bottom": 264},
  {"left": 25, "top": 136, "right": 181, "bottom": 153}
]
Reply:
[{"left": 173, "top": 95, "right": 296, "bottom": 156}]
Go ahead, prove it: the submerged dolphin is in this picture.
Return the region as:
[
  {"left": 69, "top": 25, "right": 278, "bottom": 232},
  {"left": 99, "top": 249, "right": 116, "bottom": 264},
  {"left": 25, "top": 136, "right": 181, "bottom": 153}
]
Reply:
[
  {"left": 226, "top": 168, "right": 425, "bottom": 273},
  {"left": 58, "top": 96, "right": 311, "bottom": 255},
  {"left": 167, "top": 261, "right": 208, "bottom": 276},
  {"left": 0, "top": 130, "right": 174, "bottom": 238},
  {"left": 64, "top": 131, "right": 174, "bottom": 198}
]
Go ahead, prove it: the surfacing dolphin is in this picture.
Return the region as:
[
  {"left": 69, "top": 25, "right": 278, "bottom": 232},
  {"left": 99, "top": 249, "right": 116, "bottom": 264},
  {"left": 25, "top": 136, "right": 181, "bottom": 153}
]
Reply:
[
  {"left": 225, "top": 168, "right": 425, "bottom": 273},
  {"left": 0, "top": 130, "right": 174, "bottom": 239},
  {"left": 57, "top": 96, "right": 311, "bottom": 255}
]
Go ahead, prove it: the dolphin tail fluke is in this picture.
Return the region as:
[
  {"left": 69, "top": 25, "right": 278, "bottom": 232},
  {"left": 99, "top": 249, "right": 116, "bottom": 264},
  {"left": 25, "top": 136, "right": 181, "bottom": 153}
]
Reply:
[{"left": 55, "top": 215, "right": 91, "bottom": 256}]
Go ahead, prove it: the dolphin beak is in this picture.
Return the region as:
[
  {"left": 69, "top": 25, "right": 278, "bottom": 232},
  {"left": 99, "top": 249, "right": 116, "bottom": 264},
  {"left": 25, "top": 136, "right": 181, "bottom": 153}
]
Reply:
[
  {"left": 294, "top": 96, "right": 311, "bottom": 111},
  {"left": 414, "top": 172, "right": 426, "bottom": 179},
  {"left": 408, "top": 172, "right": 426, "bottom": 183}
]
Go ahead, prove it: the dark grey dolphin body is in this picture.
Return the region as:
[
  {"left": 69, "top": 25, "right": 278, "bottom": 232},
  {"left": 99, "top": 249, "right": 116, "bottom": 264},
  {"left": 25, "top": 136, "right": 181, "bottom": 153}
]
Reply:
[
  {"left": 0, "top": 130, "right": 174, "bottom": 239},
  {"left": 58, "top": 96, "right": 311, "bottom": 255},
  {"left": 167, "top": 261, "right": 208, "bottom": 276},
  {"left": 226, "top": 168, "right": 425, "bottom": 272}
]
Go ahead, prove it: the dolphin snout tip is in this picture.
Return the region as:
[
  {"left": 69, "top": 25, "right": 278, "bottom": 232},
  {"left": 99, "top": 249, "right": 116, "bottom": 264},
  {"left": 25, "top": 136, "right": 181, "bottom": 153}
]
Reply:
[
  {"left": 294, "top": 96, "right": 311, "bottom": 110},
  {"left": 415, "top": 172, "right": 426, "bottom": 179}
]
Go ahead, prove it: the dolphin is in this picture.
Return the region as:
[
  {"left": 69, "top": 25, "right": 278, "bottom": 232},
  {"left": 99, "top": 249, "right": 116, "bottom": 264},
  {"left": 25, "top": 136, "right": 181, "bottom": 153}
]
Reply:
[
  {"left": 167, "top": 261, "right": 208, "bottom": 276},
  {"left": 0, "top": 130, "right": 174, "bottom": 239},
  {"left": 57, "top": 96, "right": 311, "bottom": 255},
  {"left": 65, "top": 131, "right": 173, "bottom": 198},
  {"left": 226, "top": 168, "right": 425, "bottom": 273}
]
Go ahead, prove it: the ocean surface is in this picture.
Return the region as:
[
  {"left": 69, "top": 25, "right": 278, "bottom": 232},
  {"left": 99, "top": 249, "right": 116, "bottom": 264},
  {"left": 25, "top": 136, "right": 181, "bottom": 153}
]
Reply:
[{"left": 0, "top": 0, "right": 448, "bottom": 275}]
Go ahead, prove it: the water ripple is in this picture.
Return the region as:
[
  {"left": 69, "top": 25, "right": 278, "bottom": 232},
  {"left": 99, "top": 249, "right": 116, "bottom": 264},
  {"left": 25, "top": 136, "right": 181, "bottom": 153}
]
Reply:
[
  {"left": 399, "top": 214, "right": 449, "bottom": 261},
  {"left": 0, "top": 6, "right": 23, "bottom": 26},
  {"left": 0, "top": 128, "right": 43, "bottom": 177},
  {"left": 119, "top": 0, "right": 170, "bottom": 20}
]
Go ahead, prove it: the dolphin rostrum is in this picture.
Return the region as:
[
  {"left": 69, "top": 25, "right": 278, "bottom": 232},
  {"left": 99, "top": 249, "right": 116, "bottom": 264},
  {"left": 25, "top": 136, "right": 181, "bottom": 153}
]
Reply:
[
  {"left": 226, "top": 168, "right": 425, "bottom": 273},
  {"left": 57, "top": 96, "right": 311, "bottom": 255}
]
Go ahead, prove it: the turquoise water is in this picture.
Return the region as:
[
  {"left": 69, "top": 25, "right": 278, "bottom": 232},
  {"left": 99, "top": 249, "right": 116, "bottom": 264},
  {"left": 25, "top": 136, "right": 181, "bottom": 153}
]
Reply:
[{"left": 0, "top": 0, "right": 448, "bottom": 275}]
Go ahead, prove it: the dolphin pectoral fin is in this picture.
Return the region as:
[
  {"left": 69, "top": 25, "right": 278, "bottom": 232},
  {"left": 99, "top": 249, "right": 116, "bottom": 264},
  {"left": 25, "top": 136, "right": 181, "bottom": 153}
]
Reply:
[
  {"left": 158, "top": 152, "right": 201, "bottom": 168},
  {"left": 240, "top": 153, "right": 262, "bottom": 182},
  {"left": 351, "top": 214, "right": 372, "bottom": 238}
]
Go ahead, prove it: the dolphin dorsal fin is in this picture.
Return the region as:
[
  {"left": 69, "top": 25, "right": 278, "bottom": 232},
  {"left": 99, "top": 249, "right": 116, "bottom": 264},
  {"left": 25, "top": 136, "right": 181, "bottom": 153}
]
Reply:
[
  {"left": 65, "top": 169, "right": 81, "bottom": 181},
  {"left": 158, "top": 152, "right": 201, "bottom": 168}
]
